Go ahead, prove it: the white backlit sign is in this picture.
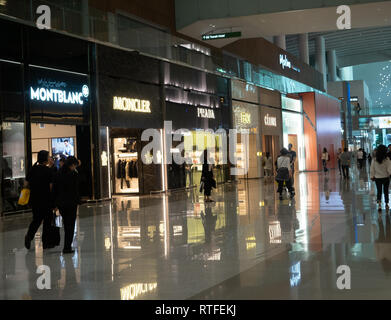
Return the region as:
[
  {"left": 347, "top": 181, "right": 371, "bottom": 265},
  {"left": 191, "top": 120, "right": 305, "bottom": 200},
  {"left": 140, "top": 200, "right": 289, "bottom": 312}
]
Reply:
[
  {"left": 30, "top": 85, "right": 89, "bottom": 105},
  {"left": 197, "top": 107, "right": 215, "bottom": 119},
  {"left": 279, "top": 54, "right": 301, "bottom": 73},
  {"left": 264, "top": 113, "right": 277, "bottom": 127},
  {"left": 113, "top": 97, "right": 151, "bottom": 113}
]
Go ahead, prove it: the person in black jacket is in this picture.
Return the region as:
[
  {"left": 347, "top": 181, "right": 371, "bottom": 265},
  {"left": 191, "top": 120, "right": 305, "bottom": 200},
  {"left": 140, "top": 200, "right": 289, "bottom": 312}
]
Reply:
[
  {"left": 201, "top": 150, "right": 215, "bottom": 202},
  {"left": 53, "top": 156, "right": 80, "bottom": 254},
  {"left": 24, "top": 150, "right": 54, "bottom": 250}
]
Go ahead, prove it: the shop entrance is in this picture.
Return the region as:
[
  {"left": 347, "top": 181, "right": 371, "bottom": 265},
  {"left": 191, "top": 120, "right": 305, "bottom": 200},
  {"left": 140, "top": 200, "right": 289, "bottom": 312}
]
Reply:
[
  {"left": 287, "top": 134, "right": 299, "bottom": 170},
  {"left": 263, "top": 135, "right": 280, "bottom": 168},
  {"left": 168, "top": 130, "right": 229, "bottom": 190},
  {"left": 110, "top": 128, "right": 141, "bottom": 194},
  {"left": 30, "top": 123, "right": 92, "bottom": 199}
]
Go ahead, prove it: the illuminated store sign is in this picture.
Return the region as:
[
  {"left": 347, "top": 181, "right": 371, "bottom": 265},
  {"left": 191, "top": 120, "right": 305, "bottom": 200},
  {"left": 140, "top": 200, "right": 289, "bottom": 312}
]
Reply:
[
  {"left": 197, "top": 107, "right": 215, "bottom": 119},
  {"left": 240, "top": 112, "right": 251, "bottom": 124},
  {"left": 264, "top": 113, "right": 277, "bottom": 127},
  {"left": 279, "top": 54, "right": 301, "bottom": 73},
  {"left": 113, "top": 97, "right": 151, "bottom": 113},
  {"left": 30, "top": 84, "right": 89, "bottom": 105}
]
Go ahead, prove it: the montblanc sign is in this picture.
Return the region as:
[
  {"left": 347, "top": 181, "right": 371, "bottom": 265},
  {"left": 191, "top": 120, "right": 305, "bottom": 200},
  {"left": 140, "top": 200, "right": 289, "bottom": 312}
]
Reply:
[{"left": 30, "top": 82, "right": 89, "bottom": 105}]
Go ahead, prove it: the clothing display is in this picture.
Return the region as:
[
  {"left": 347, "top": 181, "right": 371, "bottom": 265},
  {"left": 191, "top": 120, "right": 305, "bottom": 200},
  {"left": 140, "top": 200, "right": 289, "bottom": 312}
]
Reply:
[{"left": 113, "top": 137, "right": 139, "bottom": 193}]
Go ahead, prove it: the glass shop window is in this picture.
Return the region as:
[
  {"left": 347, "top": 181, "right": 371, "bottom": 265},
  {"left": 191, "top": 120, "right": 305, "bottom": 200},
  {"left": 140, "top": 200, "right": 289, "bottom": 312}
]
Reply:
[{"left": 1, "top": 122, "right": 26, "bottom": 213}]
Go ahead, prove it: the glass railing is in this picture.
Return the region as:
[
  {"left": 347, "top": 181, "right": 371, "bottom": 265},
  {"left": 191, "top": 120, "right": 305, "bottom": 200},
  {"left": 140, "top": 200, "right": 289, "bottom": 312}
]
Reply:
[{"left": 0, "top": 0, "right": 323, "bottom": 95}]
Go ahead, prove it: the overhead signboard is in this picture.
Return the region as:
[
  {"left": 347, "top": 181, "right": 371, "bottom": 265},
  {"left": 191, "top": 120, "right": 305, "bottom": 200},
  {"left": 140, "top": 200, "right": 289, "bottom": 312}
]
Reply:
[{"left": 202, "top": 31, "right": 241, "bottom": 41}]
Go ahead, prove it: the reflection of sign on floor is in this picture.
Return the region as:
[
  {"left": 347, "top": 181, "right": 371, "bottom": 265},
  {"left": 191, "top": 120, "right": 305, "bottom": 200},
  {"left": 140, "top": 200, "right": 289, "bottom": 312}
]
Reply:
[{"left": 121, "top": 283, "right": 157, "bottom": 300}]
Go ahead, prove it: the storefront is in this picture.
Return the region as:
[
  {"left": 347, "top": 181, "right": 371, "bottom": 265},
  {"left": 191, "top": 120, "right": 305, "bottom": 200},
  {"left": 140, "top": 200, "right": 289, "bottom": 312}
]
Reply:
[
  {"left": 231, "top": 80, "right": 262, "bottom": 178},
  {"left": 163, "top": 62, "right": 231, "bottom": 189},
  {"left": 96, "top": 45, "right": 163, "bottom": 196},
  {"left": 259, "top": 88, "right": 283, "bottom": 169},
  {"left": 281, "top": 95, "right": 305, "bottom": 171},
  {"left": 0, "top": 18, "right": 93, "bottom": 214}
]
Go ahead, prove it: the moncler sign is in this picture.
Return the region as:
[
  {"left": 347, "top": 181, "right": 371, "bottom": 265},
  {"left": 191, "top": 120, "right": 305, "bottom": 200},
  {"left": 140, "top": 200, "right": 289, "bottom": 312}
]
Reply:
[{"left": 264, "top": 114, "right": 277, "bottom": 127}]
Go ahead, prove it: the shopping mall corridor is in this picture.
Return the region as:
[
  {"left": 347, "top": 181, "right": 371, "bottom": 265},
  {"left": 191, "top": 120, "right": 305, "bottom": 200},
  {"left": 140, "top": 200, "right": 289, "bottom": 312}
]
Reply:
[{"left": 1, "top": 167, "right": 390, "bottom": 300}]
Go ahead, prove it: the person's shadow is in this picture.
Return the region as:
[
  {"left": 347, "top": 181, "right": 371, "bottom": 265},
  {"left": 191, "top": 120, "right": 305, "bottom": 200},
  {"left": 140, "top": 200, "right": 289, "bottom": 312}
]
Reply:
[{"left": 201, "top": 203, "right": 217, "bottom": 244}]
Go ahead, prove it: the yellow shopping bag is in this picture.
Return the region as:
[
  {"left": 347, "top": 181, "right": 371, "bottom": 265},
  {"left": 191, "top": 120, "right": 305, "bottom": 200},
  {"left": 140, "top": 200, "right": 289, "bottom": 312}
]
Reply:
[{"left": 18, "top": 188, "right": 30, "bottom": 206}]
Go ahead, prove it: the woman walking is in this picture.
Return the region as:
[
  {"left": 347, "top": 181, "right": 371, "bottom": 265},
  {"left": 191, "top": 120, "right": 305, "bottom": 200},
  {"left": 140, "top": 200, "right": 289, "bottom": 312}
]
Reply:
[
  {"left": 370, "top": 144, "right": 391, "bottom": 211},
  {"left": 53, "top": 156, "right": 81, "bottom": 254},
  {"left": 321, "top": 147, "right": 329, "bottom": 173},
  {"left": 201, "top": 150, "right": 215, "bottom": 202},
  {"left": 275, "top": 148, "right": 295, "bottom": 200}
]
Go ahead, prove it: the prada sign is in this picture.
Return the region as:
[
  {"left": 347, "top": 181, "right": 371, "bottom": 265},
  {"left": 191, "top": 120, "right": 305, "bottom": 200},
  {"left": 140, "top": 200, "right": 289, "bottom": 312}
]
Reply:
[{"left": 113, "top": 96, "right": 151, "bottom": 113}]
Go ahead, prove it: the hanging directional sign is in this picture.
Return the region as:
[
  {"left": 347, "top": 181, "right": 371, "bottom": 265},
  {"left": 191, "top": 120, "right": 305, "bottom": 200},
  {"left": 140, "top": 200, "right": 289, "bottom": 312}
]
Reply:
[{"left": 202, "top": 31, "right": 241, "bottom": 41}]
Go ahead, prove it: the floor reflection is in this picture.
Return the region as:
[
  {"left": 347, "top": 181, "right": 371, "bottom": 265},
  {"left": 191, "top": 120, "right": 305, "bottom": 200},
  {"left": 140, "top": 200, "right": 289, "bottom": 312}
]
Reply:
[{"left": 3, "top": 169, "right": 391, "bottom": 299}]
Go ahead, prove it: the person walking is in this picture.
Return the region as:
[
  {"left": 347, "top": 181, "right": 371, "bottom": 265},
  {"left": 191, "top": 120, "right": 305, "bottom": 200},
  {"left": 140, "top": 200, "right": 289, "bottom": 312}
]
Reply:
[
  {"left": 264, "top": 152, "right": 273, "bottom": 183},
  {"left": 336, "top": 148, "right": 342, "bottom": 175},
  {"left": 201, "top": 150, "right": 215, "bottom": 203},
  {"left": 275, "top": 148, "right": 295, "bottom": 200},
  {"left": 370, "top": 144, "right": 391, "bottom": 211},
  {"left": 321, "top": 147, "right": 329, "bottom": 173},
  {"left": 287, "top": 143, "right": 297, "bottom": 186},
  {"left": 24, "top": 150, "right": 54, "bottom": 250},
  {"left": 53, "top": 156, "right": 81, "bottom": 254},
  {"left": 340, "top": 148, "right": 352, "bottom": 179},
  {"left": 357, "top": 148, "right": 364, "bottom": 169}
]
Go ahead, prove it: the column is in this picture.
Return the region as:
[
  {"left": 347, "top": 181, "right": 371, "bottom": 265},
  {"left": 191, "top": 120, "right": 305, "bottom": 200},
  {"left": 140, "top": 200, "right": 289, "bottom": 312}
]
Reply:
[
  {"left": 273, "top": 35, "right": 286, "bottom": 50},
  {"left": 299, "top": 33, "right": 309, "bottom": 64},
  {"left": 82, "top": 0, "right": 90, "bottom": 37},
  {"left": 315, "top": 36, "right": 327, "bottom": 91},
  {"left": 327, "top": 49, "right": 337, "bottom": 82}
]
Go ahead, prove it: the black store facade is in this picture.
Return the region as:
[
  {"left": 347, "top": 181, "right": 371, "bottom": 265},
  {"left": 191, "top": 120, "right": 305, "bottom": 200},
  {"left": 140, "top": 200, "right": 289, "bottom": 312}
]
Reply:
[
  {"left": 0, "top": 18, "right": 94, "bottom": 215},
  {"left": 0, "top": 18, "right": 233, "bottom": 215},
  {"left": 163, "top": 62, "right": 232, "bottom": 190},
  {"left": 96, "top": 45, "right": 163, "bottom": 198}
]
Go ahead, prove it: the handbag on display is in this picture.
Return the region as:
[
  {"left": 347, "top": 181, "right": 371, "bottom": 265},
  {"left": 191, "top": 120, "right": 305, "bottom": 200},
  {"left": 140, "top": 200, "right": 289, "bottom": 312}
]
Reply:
[{"left": 17, "top": 188, "right": 30, "bottom": 206}]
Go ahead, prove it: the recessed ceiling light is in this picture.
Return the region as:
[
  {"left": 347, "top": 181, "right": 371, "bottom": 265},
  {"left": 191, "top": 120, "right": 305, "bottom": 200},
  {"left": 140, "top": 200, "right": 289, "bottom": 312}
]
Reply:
[{"left": 209, "top": 24, "right": 216, "bottom": 28}]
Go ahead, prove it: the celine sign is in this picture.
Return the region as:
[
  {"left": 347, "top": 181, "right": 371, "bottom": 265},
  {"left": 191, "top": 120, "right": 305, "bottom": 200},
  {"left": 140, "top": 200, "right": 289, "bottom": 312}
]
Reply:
[
  {"left": 197, "top": 107, "right": 215, "bottom": 119},
  {"left": 30, "top": 84, "right": 89, "bottom": 105},
  {"left": 279, "top": 54, "right": 301, "bottom": 73},
  {"left": 264, "top": 114, "right": 277, "bottom": 127},
  {"left": 113, "top": 97, "right": 151, "bottom": 113}
]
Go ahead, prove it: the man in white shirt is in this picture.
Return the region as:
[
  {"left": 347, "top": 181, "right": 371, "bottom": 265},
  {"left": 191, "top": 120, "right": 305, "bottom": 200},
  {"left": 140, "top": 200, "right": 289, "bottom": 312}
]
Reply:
[{"left": 63, "top": 140, "right": 74, "bottom": 157}]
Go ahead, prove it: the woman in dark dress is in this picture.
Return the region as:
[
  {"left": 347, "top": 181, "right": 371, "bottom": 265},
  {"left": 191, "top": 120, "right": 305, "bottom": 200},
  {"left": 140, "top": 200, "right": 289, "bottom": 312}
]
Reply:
[
  {"left": 201, "top": 150, "right": 214, "bottom": 202},
  {"left": 53, "top": 156, "right": 80, "bottom": 254}
]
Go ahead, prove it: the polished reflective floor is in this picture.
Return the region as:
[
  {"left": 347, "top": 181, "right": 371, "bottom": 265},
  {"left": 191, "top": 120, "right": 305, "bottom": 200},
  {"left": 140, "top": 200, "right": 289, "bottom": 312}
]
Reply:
[{"left": 1, "top": 166, "right": 390, "bottom": 299}]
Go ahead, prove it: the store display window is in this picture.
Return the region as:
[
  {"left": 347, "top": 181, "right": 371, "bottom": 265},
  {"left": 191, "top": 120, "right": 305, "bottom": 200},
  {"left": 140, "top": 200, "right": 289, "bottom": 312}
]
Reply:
[
  {"left": 113, "top": 137, "right": 139, "bottom": 193},
  {"left": 1, "top": 122, "right": 26, "bottom": 213}
]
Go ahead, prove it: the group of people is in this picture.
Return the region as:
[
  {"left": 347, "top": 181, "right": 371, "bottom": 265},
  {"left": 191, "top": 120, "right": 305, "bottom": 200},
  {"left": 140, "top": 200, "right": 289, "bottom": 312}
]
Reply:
[
  {"left": 273, "top": 144, "right": 297, "bottom": 200},
  {"left": 24, "top": 150, "right": 81, "bottom": 254}
]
